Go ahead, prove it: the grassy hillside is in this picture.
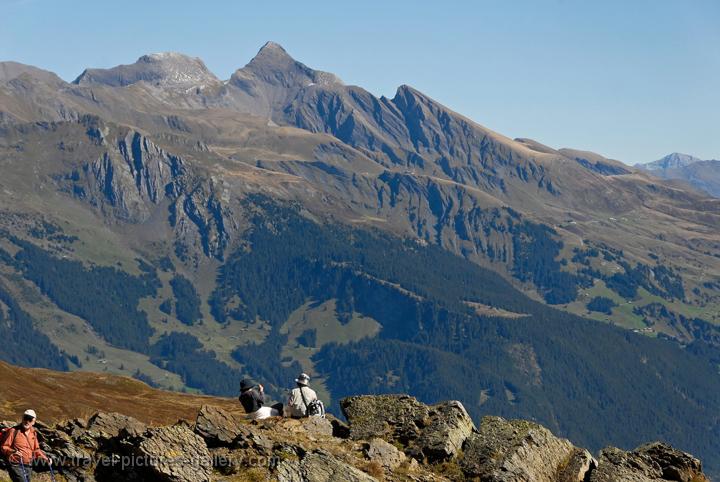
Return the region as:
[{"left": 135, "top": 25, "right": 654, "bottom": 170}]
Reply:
[{"left": 0, "top": 360, "right": 240, "bottom": 425}]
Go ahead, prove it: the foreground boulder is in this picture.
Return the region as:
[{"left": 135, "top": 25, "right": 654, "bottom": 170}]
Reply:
[
  {"left": 194, "top": 404, "right": 248, "bottom": 447},
  {"left": 460, "top": 416, "right": 596, "bottom": 481},
  {"left": 416, "top": 400, "right": 475, "bottom": 462},
  {"left": 276, "top": 449, "right": 378, "bottom": 482},
  {"left": 133, "top": 422, "right": 213, "bottom": 482},
  {"left": 83, "top": 411, "right": 146, "bottom": 449},
  {"left": 341, "top": 394, "right": 430, "bottom": 442},
  {"left": 364, "top": 438, "right": 407, "bottom": 470},
  {"left": 590, "top": 443, "right": 707, "bottom": 482},
  {"left": 340, "top": 394, "right": 475, "bottom": 462}
]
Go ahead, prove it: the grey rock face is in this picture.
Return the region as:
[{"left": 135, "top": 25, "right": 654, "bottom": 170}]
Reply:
[
  {"left": 590, "top": 443, "right": 706, "bottom": 482},
  {"left": 298, "top": 417, "right": 334, "bottom": 439},
  {"left": 194, "top": 404, "right": 248, "bottom": 447},
  {"left": 73, "top": 52, "right": 219, "bottom": 88},
  {"left": 78, "top": 129, "right": 185, "bottom": 223},
  {"left": 635, "top": 442, "right": 704, "bottom": 482},
  {"left": 340, "top": 395, "right": 474, "bottom": 463},
  {"left": 364, "top": 438, "right": 406, "bottom": 470},
  {"left": 459, "top": 416, "right": 589, "bottom": 482},
  {"left": 84, "top": 411, "right": 146, "bottom": 446},
  {"left": 557, "top": 448, "right": 598, "bottom": 482},
  {"left": 133, "top": 423, "right": 213, "bottom": 482},
  {"left": 340, "top": 394, "right": 430, "bottom": 443},
  {"left": 34, "top": 421, "right": 94, "bottom": 481},
  {"left": 275, "top": 450, "right": 377, "bottom": 482},
  {"left": 415, "top": 400, "right": 475, "bottom": 462},
  {"left": 68, "top": 127, "right": 235, "bottom": 261}
]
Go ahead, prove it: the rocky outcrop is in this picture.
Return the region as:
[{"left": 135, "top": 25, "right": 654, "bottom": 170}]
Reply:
[
  {"left": 194, "top": 404, "right": 248, "bottom": 447},
  {"left": 341, "top": 395, "right": 474, "bottom": 463},
  {"left": 590, "top": 443, "right": 707, "bottom": 482},
  {"left": 75, "top": 129, "right": 187, "bottom": 223},
  {"left": 66, "top": 124, "right": 237, "bottom": 262},
  {"left": 636, "top": 443, "right": 706, "bottom": 482},
  {"left": 1, "top": 396, "right": 707, "bottom": 482},
  {"left": 339, "top": 396, "right": 707, "bottom": 482},
  {"left": 459, "top": 416, "right": 595, "bottom": 482},
  {"left": 133, "top": 423, "right": 213, "bottom": 482},
  {"left": 83, "top": 411, "right": 147, "bottom": 450},
  {"left": 276, "top": 450, "right": 377, "bottom": 482},
  {"left": 364, "top": 438, "right": 406, "bottom": 470},
  {"left": 341, "top": 394, "right": 430, "bottom": 442},
  {"left": 416, "top": 400, "right": 475, "bottom": 462}
]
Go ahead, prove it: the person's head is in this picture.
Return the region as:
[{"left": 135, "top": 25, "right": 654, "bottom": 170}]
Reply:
[
  {"left": 240, "top": 379, "right": 254, "bottom": 392},
  {"left": 21, "top": 409, "right": 36, "bottom": 429},
  {"left": 295, "top": 372, "right": 310, "bottom": 387}
]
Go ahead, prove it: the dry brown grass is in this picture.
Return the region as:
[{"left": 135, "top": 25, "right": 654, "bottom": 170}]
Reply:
[
  {"left": 363, "top": 460, "right": 385, "bottom": 480},
  {"left": 0, "top": 361, "right": 242, "bottom": 425}
]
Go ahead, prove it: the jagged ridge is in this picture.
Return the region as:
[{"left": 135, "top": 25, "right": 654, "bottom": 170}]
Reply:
[{"left": 0, "top": 395, "right": 707, "bottom": 482}]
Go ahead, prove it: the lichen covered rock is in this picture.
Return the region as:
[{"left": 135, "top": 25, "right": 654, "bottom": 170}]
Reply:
[
  {"left": 276, "top": 450, "right": 377, "bottom": 482},
  {"left": 194, "top": 404, "right": 248, "bottom": 447},
  {"left": 364, "top": 438, "right": 406, "bottom": 470},
  {"left": 134, "top": 422, "right": 213, "bottom": 482},
  {"left": 590, "top": 443, "right": 707, "bottom": 482},
  {"left": 340, "top": 394, "right": 474, "bottom": 462},
  {"left": 460, "top": 416, "right": 589, "bottom": 482}
]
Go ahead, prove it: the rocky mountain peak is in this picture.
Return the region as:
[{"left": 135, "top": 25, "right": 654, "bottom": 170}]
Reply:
[
  {"left": 73, "top": 52, "right": 219, "bottom": 88},
  {"left": 231, "top": 41, "right": 342, "bottom": 89},
  {"left": 638, "top": 152, "right": 703, "bottom": 171},
  {"left": 254, "top": 41, "right": 294, "bottom": 62}
]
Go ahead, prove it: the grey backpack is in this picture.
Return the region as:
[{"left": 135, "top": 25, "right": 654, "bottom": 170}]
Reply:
[{"left": 300, "top": 389, "right": 325, "bottom": 417}]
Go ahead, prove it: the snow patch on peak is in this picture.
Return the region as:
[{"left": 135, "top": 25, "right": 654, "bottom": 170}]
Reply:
[{"left": 638, "top": 152, "right": 703, "bottom": 171}]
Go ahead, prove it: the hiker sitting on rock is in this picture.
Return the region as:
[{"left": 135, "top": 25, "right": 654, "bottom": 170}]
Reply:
[
  {"left": 1, "top": 409, "right": 51, "bottom": 482},
  {"left": 287, "top": 372, "right": 325, "bottom": 418},
  {"left": 238, "top": 379, "right": 282, "bottom": 420}
]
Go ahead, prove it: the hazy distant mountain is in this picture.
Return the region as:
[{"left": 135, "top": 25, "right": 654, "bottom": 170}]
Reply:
[
  {"left": 3, "top": 43, "right": 720, "bottom": 473},
  {"left": 0, "top": 60, "right": 64, "bottom": 85},
  {"left": 636, "top": 152, "right": 720, "bottom": 197},
  {"left": 638, "top": 152, "right": 703, "bottom": 171}
]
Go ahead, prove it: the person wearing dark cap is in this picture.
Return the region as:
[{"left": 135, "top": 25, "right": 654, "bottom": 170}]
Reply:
[
  {"left": 287, "top": 372, "right": 323, "bottom": 418},
  {"left": 238, "top": 379, "right": 281, "bottom": 420}
]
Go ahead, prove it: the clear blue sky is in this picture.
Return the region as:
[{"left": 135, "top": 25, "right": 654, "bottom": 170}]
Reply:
[{"left": 1, "top": 0, "right": 718, "bottom": 164}]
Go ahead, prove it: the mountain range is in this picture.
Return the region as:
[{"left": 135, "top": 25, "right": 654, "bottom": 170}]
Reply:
[
  {"left": 2, "top": 42, "right": 720, "bottom": 475},
  {"left": 637, "top": 152, "right": 720, "bottom": 197}
]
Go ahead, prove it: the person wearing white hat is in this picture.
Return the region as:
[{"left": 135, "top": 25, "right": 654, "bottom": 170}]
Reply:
[
  {"left": 286, "top": 372, "right": 322, "bottom": 418},
  {"left": 1, "top": 409, "right": 51, "bottom": 481}
]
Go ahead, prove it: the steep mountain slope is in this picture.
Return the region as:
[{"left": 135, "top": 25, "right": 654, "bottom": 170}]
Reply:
[
  {"left": 1, "top": 43, "right": 720, "bottom": 474},
  {"left": 637, "top": 152, "right": 720, "bottom": 197}
]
